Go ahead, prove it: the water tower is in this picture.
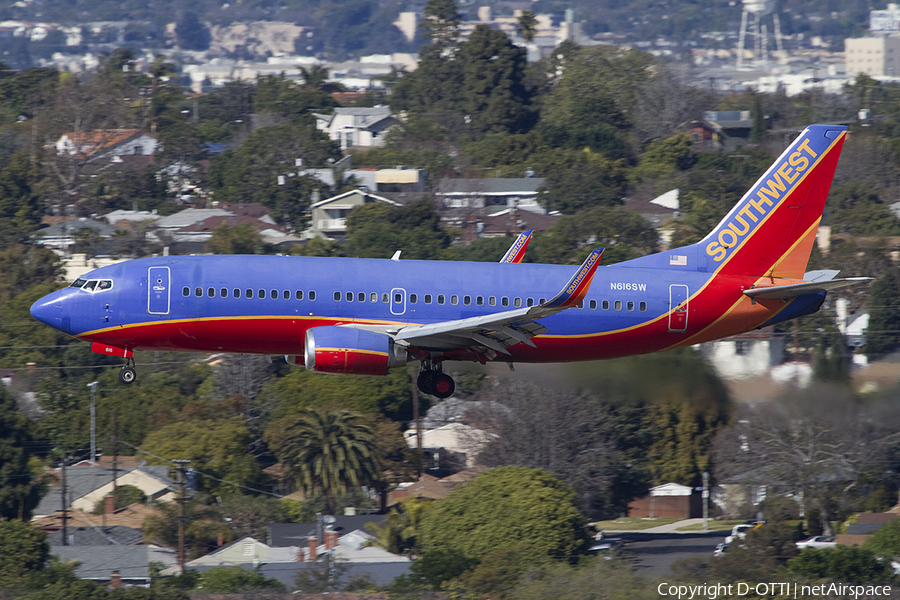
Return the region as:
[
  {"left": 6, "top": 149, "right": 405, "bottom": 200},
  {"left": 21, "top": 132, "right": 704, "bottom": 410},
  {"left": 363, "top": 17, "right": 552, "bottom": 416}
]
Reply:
[{"left": 736, "top": 0, "right": 784, "bottom": 70}]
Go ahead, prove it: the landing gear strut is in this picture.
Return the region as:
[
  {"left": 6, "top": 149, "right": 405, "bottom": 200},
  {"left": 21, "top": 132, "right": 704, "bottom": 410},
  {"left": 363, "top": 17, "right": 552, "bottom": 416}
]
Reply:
[
  {"left": 119, "top": 357, "right": 137, "bottom": 385},
  {"left": 417, "top": 362, "right": 455, "bottom": 399}
]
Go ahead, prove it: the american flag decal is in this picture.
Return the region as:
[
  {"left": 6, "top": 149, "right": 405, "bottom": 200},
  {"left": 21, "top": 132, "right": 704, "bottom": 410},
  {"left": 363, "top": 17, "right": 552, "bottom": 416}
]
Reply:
[{"left": 669, "top": 255, "right": 688, "bottom": 266}]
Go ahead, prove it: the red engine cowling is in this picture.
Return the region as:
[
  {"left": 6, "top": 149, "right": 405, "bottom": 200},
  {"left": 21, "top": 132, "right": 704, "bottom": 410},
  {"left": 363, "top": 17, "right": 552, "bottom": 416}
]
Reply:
[{"left": 300, "top": 326, "right": 408, "bottom": 375}]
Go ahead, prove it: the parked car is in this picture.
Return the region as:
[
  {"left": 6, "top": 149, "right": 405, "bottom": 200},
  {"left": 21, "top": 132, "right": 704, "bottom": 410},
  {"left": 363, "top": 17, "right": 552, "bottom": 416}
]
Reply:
[
  {"left": 795, "top": 535, "right": 836, "bottom": 550},
  {"left": 713, "top": 542, "right": 728, "bottom": 557},
  {"left": 724, "top": 523, "right": 755, "bottom": 545}
]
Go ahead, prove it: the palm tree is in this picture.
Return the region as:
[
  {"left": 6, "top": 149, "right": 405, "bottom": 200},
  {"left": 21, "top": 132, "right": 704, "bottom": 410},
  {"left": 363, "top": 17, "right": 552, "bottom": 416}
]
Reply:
[
  {"left": 516, "top": 10, "right": 538, "bottom": 44},
  {"left": 276, "top": 408, "right": 378, "bottom": 514},
  {"left": 300, "top": 65, "right": 347, "bottom": 94},
  {"left": 365, "top": 497, "right": 431, "bottom": 557}
]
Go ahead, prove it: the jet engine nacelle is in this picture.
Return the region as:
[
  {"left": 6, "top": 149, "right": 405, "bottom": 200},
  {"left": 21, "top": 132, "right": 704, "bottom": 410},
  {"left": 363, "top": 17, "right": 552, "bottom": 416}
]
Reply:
[{"left": 297, "top": 326, "right": 408, "bottom": 376}]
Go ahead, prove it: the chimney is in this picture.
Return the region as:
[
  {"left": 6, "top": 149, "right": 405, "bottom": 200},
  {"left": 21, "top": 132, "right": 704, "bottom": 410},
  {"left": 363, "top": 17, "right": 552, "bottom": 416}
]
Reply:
[
  {"left": 110, "top": 571, "right": 122, "bottom": 589},
  {"left": 296, "top": 548, "right": 305, "bottom": 562},
  {"left": 217, "top": 531, "right": 224, "bottom": 547},
  {"left": 325, "top": 530, "right": 338, "bottom": 550},
  {"left": 308, "top": 536, "right": 317, "bottom": 561},
  {"left": 104, "top": 495, "right": 115, "bottom": 515}
]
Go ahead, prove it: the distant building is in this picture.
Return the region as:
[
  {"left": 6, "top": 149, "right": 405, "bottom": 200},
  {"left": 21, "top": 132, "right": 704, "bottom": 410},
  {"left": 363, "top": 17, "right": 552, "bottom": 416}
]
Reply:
[
  {"left": 628, "top": 483, "right": 702, "bottom": 519},
  {"left": 54, "top": 129, "right": 159, "bottom": 162},
  {"left": 435, "top": 178, "right": 546, "bottom": 214},
  {"left": 313, "top": 107, "right": 396, "bottom": 150},
  {"left": 871, "top": 4, "right": 900, "bottom": 34},
  {"left": 305, "top": 189, "right": 400, "bottom": 240},
  {"left": 845, "top": 37, "right": 900, "bottom": 78}
]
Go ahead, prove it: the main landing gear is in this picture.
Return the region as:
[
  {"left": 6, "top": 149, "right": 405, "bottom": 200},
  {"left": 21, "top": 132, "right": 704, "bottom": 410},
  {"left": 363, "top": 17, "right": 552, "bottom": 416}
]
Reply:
[
  {"left": 417, "top": 362, "right": 455, "bottom": 399},
  {"left": 119, "top": 357, "right": 137, "bottom": 385}
]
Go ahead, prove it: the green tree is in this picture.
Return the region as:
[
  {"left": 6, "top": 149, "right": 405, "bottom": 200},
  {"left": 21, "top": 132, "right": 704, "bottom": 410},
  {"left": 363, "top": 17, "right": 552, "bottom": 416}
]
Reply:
[
  {"left": 630, "top": 132, "right": 695, "bottom": 183},
  {"left": 175, "top": 12, "right": 211, "bottom": 51},
  {"left": 206, "top": 124, "right": 341, "bottom": 231},
  {"left": 457, "top": 25, "right": 535, "bottom": 135},
  {"left": 0, "top": 520, "right": 49, "bottom": 585},
  {"left": 195, "top": 566, "right": 285, "bottom": 593},
  {"left": 365, "top": 497, "right": 432, "bottom": 557},
  {"left": 420, "top": 0, "right": 461, "bottom": 47},
  {"left": 143, "top": 497, "right": 231, "bottom": 560},
  {"left": 205, "top": 223, "right": 265, "bottom": 255},
  {"left": 344, "top": 199, "right": 452, "bottom": 260},
  {"left": 419, "top": 467, "right": 589, "bottom": 561},
  {"left": 866, "top": 269, "right": 900, "bottom": 359},
  {"left": 0, "top": 150, "right": 43, "bottom": 250},
  {"left": 140, "top": 419, "right": 263, "bottom": 495},
  {"left": 0, "top": 384, "right": 44, "bottom": 521},
  {"left": 268, "top": 408, "right": 378, "bottom": 514},
  {"left": 537, "top": 151, "right": 629, "bottom": 215},
  {"left": 516, "top": 10, "right": 538, "bottom": 43},
  {"left": 215, "top": 495, "right": 290, "bottom": 541},
  {"left": 864, "top": 516, "right": 900, "bottom": 557},
  {"left": 788, "top": 546, "right": 892, "bottom": 583}
]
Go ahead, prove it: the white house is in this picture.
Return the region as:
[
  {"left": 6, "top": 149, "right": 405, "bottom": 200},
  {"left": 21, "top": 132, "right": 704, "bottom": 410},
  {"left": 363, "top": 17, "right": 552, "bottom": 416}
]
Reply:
[
  {"left": 313, "top": 107, "right": 396, "bottom": 150},
  {"left": 54, "top": 129, "right": 159, "bottom": 161}
]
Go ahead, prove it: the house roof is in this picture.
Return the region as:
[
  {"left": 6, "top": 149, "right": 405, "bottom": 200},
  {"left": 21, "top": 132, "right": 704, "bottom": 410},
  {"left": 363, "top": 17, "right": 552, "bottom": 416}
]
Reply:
[
  {"left": 33, "top": 502, "right": 160, "bottom": 531},
  {"left": 32, "top": 466, "right": 174, "bottom": 517},
  {"left": 269, "top": 515, "right": 387, "bottom": 547},
  {"left": 53, "top": 545, "right": 176, "bottom": 581},
  {"left": 47, "top": 525, "right": 143, "bottom": 546},
  {"left": 153, "top": 208, "right": 234, "bottom": 229},
  {"left": 311, "top": 189, "right": 401, "bottom": 209},
  {"left": 57, "top": 129, "right": 155, "bottom": 158},
  {"left": 467, "top": 209, "right": 558, "bottom": 235},
  {"left": 436, "top": 178, "right": 545, "bottom": 196},
  {"left": 313, "top": 106, "right": 393, "bottom": 129},
  {"left": 649, "top": 483, "right": 694, "bottom": 497},
  {"left": 35, "top": 218, "right": 119, "bottom": 239}
]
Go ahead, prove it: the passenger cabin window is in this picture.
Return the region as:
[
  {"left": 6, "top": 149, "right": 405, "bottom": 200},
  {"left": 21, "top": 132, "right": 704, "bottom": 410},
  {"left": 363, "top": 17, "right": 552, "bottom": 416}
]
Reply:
[
  {"left": 410, "top": 294, "right": 418, "bottom": 304},
  {"left": 334, "top": 292, "right": 341, "bottom": 301},
  {"left": 451, "top": 295, "right": 458, "bottom": 305},
  {"left": 425, "top": 294, "right": 432, "bottom": 304},
  {"left": 489, "top": 296, "right": 496, "bottom": 306},
  {"left": 233, "top": 288, "right": 240, "bottom": 298},
  {"left": 245, "top": 289, "right": 252, "bottom": 299},
  {"left": 284, "top": 290, "right": 290, "bottom": 300},
  {"left": 464, "top": 295, "right": 471, "bottom": 305},
  {"left": 438, "top": 295, "right": 445, "bottom": 305},
  {"left": 477, "top": 296, "right": 484, "bottom": 306},
  {"left": 501, "top": 297, "right": 509, "bottom": 307},
  {"left": 382, "top": 293, "right": 389, "bottom": 303},
  {"left": 258, "top": 289, "right": 266, "bottom": 299},
  {"left": 195, "top": 287, "right": 202, "bottom": 297},
  {"left": 220, "top": 288, "right": 227, "bottom": 298},
  {"left": 358, "top": 292, "right": 365, "bottom": 302},
  {"left": 614, "top": 300, "right": 622, "bottom": 310},
  {"left": 589, "top": 299, "right": 597, "bottom": 309},
  {"left": 578, "top": 301, "right": 584, "bottom": 309},
  {"left": 602, "top": 300, "right": 609, "bottom": 310},
  {"left": 296, "top": 290, "right": 304, "bottom": 300},
  {"left": 394, "top": 292, "right": 403, "bottom": 303},
  {"left": 627, "top": 301, "right": 634, "bottom": 311},
  {"left": 539, "top": 298, "right": 546, "bottom": 304},
  {"left": 183, "top": 287, "right": 190, "bottom": 297},
  {"left": 271, "top": 289, "right": 278, "bottom": 299},
  {"left": 207, "top": 288, "right": 214, "bottom": 298},
  {"left": 527, "top": 298, "right": 534, "bottom": 307},
  {"left": 514, "top": 297, "right": 521, "bottom": 308},
  {"left": 639, "top": 301, "right": 647, "bottom": 311},
  {"left": 309, "top": 291, "right": 316, "bottom": 301},
  {"left": 346, "top": 292, "right": 353, "bottom": 302},
  {"left": 370, "top": 292, "right": 377, "bottom": 302}
]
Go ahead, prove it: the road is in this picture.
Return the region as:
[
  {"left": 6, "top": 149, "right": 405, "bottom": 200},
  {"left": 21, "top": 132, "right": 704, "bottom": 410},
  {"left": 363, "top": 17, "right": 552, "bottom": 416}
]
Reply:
[{"left": 614, "top": 530, "right": 725, "bottom": 578}]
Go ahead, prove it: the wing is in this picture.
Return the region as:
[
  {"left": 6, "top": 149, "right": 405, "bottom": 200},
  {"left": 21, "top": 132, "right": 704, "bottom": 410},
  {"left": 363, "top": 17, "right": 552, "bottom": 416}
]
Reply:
[
  {"left": 391, "top": 248, "right": 604, "bottom": 357},
  {"left": 499, "top": 230, "right": 533, "bottom": 264}
]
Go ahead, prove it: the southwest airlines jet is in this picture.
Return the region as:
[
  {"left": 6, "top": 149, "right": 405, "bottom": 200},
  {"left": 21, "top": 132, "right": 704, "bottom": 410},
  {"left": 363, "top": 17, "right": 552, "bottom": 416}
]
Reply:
[{"left": 31, "top": 125, "right": 867, "bottom": 398}]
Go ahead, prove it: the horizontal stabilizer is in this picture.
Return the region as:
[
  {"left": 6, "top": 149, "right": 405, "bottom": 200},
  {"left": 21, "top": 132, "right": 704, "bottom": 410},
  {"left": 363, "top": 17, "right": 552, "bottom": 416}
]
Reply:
[{"left": 744, "top": 277, "right": 871, "bottom": 300}]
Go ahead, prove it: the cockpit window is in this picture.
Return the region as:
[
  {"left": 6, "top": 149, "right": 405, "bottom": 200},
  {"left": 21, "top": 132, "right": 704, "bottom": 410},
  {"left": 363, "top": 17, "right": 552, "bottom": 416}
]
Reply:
[{"left": 73, "top": 278, "right": 113, "bottom": 292}]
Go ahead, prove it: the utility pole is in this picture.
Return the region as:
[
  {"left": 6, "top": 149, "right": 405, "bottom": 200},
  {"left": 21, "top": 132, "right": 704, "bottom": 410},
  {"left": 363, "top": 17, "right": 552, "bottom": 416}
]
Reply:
[
  {"left": 61, "top": 454, "right": 67, "bottom": 546},
  {"left": 702, "top": 471, "right": 710, "bottom": 532},
  {"left": 173, "top": 459, "right": 190, "bottom": 574},
  {"left": 87, "top": 382, "right": 99, "bottom": 466},
  {"left": 412, "top": 366, "right": 422, "bottom": 479}
]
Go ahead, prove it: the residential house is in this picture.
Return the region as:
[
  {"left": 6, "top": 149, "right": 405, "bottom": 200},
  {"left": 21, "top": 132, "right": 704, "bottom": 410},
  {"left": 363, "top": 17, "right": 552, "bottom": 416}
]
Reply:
[
  {"left": 313, "top": 107, "right": 396, "bottom": 150},
  {"left": 628, "top": 483, "right": 703, "bottom": 519},
  {"left": 305, "top": 189, "right": 401, "bottom": 240},
  {"left": 459, "top": 209, "right": 557, "bottom": 244},
  {"left": 703, "top": 111, "right": 753, "bottom": 145},
  {"left": 47, "top": 525, "right": 143, "bottom": 546},
  {"left": 54, "top": 129, "right": 159, "bottom": 161},
  {"left": 435, "top": 178, "right": 546, "bottom": 220},
  {"left": 404, "top": 422, "right": 494, "bottom": 470},
  {"left": 34, "top": 217, "right": 119, "bottom": 250},
  {"left": 164, "top": 528, "right": 410, "bottom": 587},
  {"left": 678, "top": 121, "right": 727, "bottom": 152},
  {"left": 31, "top": 465, "right": 177, "bottom": 518},
  {"left": 53, "top": 545, "right": 176, "bottom": 587}
]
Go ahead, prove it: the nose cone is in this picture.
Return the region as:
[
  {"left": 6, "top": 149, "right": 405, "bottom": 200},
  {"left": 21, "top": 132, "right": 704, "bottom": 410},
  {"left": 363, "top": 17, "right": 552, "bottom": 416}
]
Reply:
[{"left": 30, "top": 289, "right": 71, "bottom": 332}]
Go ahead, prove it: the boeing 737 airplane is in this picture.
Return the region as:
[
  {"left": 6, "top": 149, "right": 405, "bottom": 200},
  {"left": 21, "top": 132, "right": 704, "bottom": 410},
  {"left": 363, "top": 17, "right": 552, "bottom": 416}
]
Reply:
[{"left": 31, "top": 124, "right": 868, "bottom": 398}]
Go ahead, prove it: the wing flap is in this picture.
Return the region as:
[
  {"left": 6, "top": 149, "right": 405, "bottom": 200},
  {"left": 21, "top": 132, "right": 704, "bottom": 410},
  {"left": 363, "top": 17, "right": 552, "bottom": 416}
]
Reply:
[{"left": 744, "top": 277, "right": 871, "bottom": 300}]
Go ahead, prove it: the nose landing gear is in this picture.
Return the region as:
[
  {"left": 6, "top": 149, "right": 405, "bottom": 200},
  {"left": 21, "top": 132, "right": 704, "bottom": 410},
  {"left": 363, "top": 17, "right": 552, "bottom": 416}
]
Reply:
[
  {"left": 119, "top": 357, "right": 137, "bottom": 385},
  {"left": 416, "top": 362, "right": 455, "bottom": 399}
]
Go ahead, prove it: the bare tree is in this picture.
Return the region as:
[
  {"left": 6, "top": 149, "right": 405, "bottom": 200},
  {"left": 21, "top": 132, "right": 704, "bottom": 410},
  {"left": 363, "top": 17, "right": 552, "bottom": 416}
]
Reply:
[
  {"left": 713, "top": 386, "right": 900, "bottom": 534},
  {"left": 467, "top": 382, "right": 626, "bottom": 518},
  {"left": 633, "top": 63, "right": 717, "bottom": 142}
]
